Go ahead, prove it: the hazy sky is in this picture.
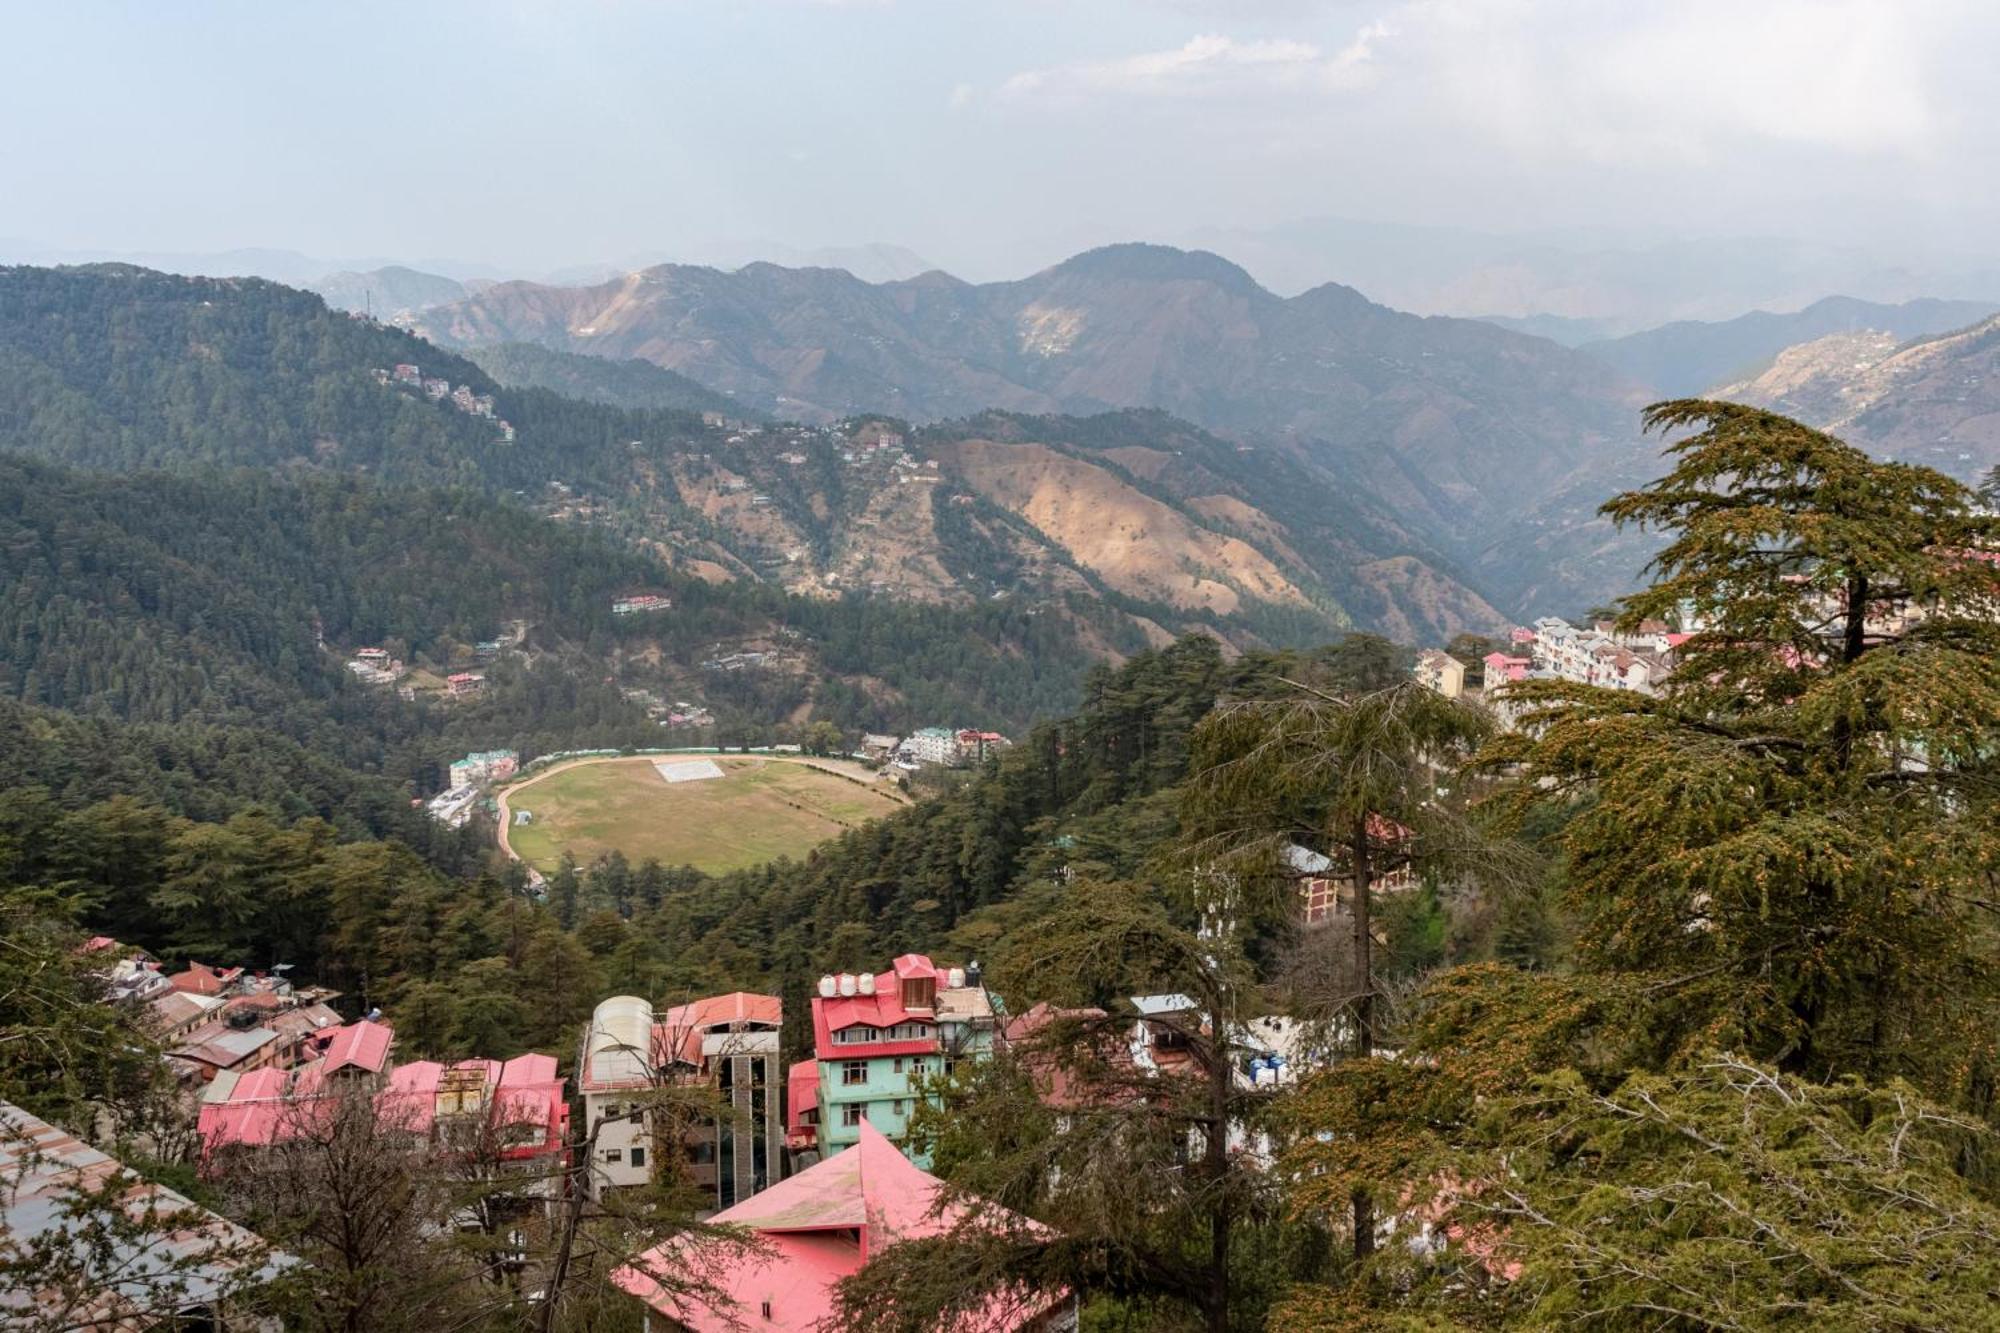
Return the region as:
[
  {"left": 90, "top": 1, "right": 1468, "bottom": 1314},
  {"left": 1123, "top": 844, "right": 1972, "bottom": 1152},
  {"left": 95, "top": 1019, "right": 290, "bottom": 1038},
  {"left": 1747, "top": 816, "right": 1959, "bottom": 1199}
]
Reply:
[{"left": 4, "top": 0, "right": 1997, "bottom": 282}]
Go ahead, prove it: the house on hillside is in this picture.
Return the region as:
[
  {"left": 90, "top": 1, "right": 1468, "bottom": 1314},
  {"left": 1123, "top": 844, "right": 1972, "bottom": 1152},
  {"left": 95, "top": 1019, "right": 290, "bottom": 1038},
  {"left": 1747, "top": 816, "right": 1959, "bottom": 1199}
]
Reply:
[
  {"left": 446, "top": 671, "right": 485, "bottom": 697},
  {"left": 576, "top": 992, "right": 786, "bottom": 1208},
  {"left": 198, "top": 1022, "right": 568, "bottom": 1206},
  {"left": 804, "top": 956, "right": 996, "bottom": 1164},
  {"left": 612, "top": 1121, "right": 1075, "bottom": 1333},
  {"left": 1414, "top": 649, "right": 1467, "bottom": 698},
  {"left": 1286, "top": 822, "right": 1417, "bottom": 928}
]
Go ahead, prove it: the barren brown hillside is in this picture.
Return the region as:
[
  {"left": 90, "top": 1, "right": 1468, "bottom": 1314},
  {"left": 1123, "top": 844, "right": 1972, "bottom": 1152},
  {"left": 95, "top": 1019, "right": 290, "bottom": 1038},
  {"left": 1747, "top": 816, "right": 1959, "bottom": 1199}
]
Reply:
[{"left": 936, "top": 438, "right": 1309, "bottom": 616}]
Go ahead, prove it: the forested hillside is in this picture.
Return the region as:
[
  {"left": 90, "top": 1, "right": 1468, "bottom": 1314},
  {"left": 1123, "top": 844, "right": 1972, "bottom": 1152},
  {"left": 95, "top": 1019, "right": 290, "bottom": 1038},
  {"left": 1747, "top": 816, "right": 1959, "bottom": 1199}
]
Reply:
[
  {"left": 465, "top": 341, "right": 747, "bottom": 416},
  {"left": 0, "top": 456, "right": 1117, "bottom": 786},
  {"left": 0, "top": 263, "right": 1502, "bottom": 643}
]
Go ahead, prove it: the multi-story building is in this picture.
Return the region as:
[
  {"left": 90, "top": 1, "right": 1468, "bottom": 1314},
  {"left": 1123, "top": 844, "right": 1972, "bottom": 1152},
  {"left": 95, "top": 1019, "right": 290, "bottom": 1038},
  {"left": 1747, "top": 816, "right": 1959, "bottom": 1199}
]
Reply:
[
  {"left": 807, "top": 954, "right": 996, "bottom": 1164},
  {"left": 449, "top": 749, "right": 519, "bottom": 789},
  {"left": 895, "top": 727, "right": 960, "bottom": 768},
  {"left": 578, "top": 992, "right": 785, "bottom": 1209},
  {"left": 1413, "top": 649, "right": 1467, "bottom": 698}
]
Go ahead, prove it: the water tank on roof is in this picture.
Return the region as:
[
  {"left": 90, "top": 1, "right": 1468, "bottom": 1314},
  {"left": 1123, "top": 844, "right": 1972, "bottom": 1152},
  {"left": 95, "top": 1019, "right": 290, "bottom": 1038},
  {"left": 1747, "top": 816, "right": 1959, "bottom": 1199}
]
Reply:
[
  {"left": 947, "top": 966, "right": 966, "bottom": 989},
  {"left": 857, "top": 971, "right": 876, "bottom": 996},
  {"left": 839, "top": 973, "right": 857, "bottom": 997},
  {"left": 818, "top": 975, "right": 837, "bottom": 998},
  {"left": 588, "top": 996, "right": 655, "bottom": 1082},
  {"left": 966, "top": 961, "right": 982, "bottom": 988}
]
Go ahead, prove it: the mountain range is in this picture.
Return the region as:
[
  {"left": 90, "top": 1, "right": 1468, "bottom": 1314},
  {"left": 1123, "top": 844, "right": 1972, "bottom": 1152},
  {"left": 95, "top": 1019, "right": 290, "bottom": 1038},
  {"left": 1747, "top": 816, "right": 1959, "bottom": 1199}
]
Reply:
[
  {"left": 1714, "top": 314, "right": 2000, "bottom": 482},
  {"left": 0, "top": 262, "right": 1508, "bottom": 661},
  {"left": 1579, "top": 295, "right": 2000, "bottom": 398},
  {"left": 409, "top": 243, "right": 1661, "bottom": 613}
]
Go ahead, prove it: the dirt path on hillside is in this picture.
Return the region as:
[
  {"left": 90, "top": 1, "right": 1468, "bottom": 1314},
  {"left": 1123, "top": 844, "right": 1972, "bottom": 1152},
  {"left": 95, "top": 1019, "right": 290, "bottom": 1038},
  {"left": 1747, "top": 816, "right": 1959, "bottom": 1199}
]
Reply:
[{"left": 492, "top": 752, "right": 905, "bottom": 866}]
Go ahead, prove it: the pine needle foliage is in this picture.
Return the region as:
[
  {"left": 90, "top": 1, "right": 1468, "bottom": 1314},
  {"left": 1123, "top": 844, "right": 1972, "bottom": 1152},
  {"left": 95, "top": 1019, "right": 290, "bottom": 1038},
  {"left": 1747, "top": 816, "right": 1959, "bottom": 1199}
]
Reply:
[{"left": 1477, "top": 401, "right": 2000, "bottom": 1099}]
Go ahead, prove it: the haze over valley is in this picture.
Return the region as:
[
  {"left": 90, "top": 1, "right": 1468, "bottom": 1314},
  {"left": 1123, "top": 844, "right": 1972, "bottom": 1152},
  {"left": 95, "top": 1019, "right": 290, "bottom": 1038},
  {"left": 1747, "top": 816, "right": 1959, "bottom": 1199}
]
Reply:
[{"left": 9, "top": 5, "right": 2000, "bottom": 1330}]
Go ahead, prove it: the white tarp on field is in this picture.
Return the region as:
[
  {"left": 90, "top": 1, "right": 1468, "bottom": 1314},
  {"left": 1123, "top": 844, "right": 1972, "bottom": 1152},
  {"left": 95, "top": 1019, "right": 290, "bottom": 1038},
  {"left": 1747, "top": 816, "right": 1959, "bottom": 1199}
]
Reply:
[{"left": 654, "top": 758, "right": 726, "bottom": 784}]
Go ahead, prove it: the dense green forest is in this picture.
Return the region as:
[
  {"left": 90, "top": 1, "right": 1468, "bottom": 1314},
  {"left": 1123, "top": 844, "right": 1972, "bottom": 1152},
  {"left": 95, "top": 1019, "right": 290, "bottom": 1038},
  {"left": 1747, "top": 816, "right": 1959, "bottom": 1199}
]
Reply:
[
  {"left": 464, "top": 341, "right": 750, "bottom": 417},
  {"left": 0, "top": 263, "right": 710, "bottom": 493},
  {"left": 0, "top": 455, "right": 1115, "bottom": 792}
]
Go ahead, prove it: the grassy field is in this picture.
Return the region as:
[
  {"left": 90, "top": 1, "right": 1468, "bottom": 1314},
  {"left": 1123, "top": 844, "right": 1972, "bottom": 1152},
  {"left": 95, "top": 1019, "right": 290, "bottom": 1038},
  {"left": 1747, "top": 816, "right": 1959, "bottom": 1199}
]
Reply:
[{"left": 502, "top": 757, "right": 907, "bottom": 876}]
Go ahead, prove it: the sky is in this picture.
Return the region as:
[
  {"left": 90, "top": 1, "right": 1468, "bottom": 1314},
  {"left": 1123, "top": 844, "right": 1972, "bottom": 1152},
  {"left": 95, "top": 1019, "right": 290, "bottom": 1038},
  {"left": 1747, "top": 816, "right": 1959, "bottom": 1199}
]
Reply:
[{"left": 3, "top": 0, "right": 1998, "bottom": 298}]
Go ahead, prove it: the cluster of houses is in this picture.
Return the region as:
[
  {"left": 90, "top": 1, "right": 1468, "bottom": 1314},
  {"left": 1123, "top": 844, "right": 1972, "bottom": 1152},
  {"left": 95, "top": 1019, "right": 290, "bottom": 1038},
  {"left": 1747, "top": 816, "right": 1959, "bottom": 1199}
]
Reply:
[
  {"left": 93, "top": 942, "right": 349, "bottom": 1091},
  {"left": 611, "top": 593, "right": 673, "bottom": 616},
  {"left": 1415, "top": 615, "right": 1686, "bottom": 711},
  {"left": 427, "top": 748, "right": 520, "bottom": 827},
  {"left": 868, "top": 726, "right": 1012, "bottom": 771},
  {"left": 53, "top": 862, "right": 1394, "bottom": 1330},
  {"left": 345, "top": 645, "right": 405, "bottom": 687},
  {"left": 622, "top": 687, "right": 716, "bottom": 728},
  {"left": 378, "top": 363, "right": 516, "bottom": 442}
]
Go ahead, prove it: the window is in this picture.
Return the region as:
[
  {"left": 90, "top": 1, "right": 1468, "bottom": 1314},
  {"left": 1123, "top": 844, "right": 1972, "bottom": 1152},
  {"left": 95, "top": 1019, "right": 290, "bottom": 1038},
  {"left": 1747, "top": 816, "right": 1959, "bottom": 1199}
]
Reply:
[
  {"left": 842, "top": 1061, "right": 867, "bottom": 1086},
  {"left": 841, "top": 1103, "right": 864, "bottom": 1127},
  {"left": 629, "top": 1147, "right": 646, "bottom": 1169},
  {"left": 603, "top": 1149, "right": 623, "bottom": 1163},
  {"left": 893, "top": 1100, "right": 907, "bottom": 1116},
  {"left": 911, "top": 1060, "right": 927, "bottom": 1075},
  {"left": 892, "top": 1057, "right": 904, "bottom": 1074}
]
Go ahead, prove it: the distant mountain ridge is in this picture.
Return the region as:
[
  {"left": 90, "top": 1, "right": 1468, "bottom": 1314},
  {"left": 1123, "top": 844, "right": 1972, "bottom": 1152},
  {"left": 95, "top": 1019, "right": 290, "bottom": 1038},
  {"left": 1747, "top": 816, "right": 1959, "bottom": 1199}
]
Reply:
[
  {"left": 1581, "top": 295, "right": 2000, "bottom": 397},
  {"left": 1714, "top": 313, "right": 2000, "bottom": 482},
  {"left": 0, "top": 262, "right": 1506, "bottom": 653},
  {"left": 412, "top": 242, "right": 1660, "bottom": 613}
]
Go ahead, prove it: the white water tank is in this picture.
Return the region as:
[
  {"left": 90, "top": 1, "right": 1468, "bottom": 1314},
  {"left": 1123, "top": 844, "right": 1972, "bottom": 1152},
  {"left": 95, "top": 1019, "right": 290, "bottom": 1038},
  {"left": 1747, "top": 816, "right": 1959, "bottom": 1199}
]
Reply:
[
  {"left": 947, "top": 967, "right": 966, "bottom": 989},
  {"left": 857, "top": 971, "right": 876, "bottom": 996},
  {"left": 818, "top": 975, "right": 837, "bottom": 998},
  {"left": 839, "top": 973, "right": 858, "bottom": 997}
]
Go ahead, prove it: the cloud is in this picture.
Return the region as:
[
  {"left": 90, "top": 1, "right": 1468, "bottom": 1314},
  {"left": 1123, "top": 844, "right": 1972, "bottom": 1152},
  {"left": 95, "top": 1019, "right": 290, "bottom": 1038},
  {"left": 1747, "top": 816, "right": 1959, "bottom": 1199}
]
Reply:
[{"left": 999, "top": 30, "right": 1381, "bottom": 101}]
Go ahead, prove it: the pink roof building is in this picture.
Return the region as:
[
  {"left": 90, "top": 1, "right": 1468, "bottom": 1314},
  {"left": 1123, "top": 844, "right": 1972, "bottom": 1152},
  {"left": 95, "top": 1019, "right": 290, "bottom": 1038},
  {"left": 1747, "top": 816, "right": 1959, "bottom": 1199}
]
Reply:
[
  {"left": 612, "top": 1121, "right": 1067, "bottom": 1332},
  {"left": 1481, "top": 652, "right": 1531, "bottom": 685},
  {"left": 198, "top": 1034, "right": 568, "bottom": 1176},
  {"left": 312, "top": 1019, "right": 393, "bottom": 1077},
  {"left": 785, "top": 1059, "right": 820, "bottom": 1152}
]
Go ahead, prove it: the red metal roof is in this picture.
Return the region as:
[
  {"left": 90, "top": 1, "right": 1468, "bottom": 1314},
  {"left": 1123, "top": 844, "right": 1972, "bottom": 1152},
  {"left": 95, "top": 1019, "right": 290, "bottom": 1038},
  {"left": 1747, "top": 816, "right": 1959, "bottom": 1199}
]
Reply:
[
  {"left": 613, "top": 1122, "right": 1060, "bottom": 1332},
  {"left": 786, "top": 1059, "right": 820, "bottom": 1144},
  {"left": 656, "top": 991, "right": 782, "bottom": 1066},
  {"left": 811, "top": 957, "right": 951, "bottom": 1059},
  {"left": 318, "top": 1020, "right": 392, "bottom": 1076}
]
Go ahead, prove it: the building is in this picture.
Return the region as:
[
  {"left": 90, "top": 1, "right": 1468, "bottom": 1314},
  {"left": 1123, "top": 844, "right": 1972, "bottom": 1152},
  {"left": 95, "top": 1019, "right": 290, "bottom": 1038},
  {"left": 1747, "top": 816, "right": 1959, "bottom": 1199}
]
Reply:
[
  {"left": 1414, "top": 649, "right": 1467, "bottom": 699},
  {"left": 895, "top": 726, "right": 959, "bottom": 768},
  {"left": 446, "top": 671, "right": 486, "bottom": 697},
  {"left": 577, "top": 993, "right": 786, "bottom": 1208},
  {"left": 808, "top": 955, "right": 996, "bottom": 1163},
  {"left": 1285, "top": 824, "right": 1417, "bottom": 928},
  {"left": 612, "top": 594, "right": 674, "bottom": 616},
  {"left": 426, "top": 784, "right": 481, "bottom": 828},
  {"left": 449, "top": 749, "right": 519, "bottom": 789},
  {"left": 392, "top": 363, "right": 421, "bottom": 385},
  {"left": 198, "top": 1027, "right": 568, "bottom": 1204},
  {"left": 955, "top": 729, "right": 1011, "bottom": 764},
  {"left": 612, "top": 1121, "right": 1073, "bottom": 1333},
  {"left": 858, "top": 733, "right": 899, "bottom": 763},
  {"left": 784, "top": 1058, "right": 822, "bottom": 1160},
  {"left": 1, "top": 1100, "right": 295, "bottom": 1329}
]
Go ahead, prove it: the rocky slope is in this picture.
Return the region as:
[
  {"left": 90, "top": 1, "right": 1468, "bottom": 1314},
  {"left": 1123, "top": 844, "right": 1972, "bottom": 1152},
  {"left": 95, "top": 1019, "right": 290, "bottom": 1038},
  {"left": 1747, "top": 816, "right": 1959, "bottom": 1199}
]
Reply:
[
  {"left": 1584, "top": 295, "right": 2000, "bottom": 398},
  {"left": 1715, "top": 315, "right": 2000, "bottom": 481},
  {"left": 413, "top": 243, "right": 1659, "bottom": 614}
]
